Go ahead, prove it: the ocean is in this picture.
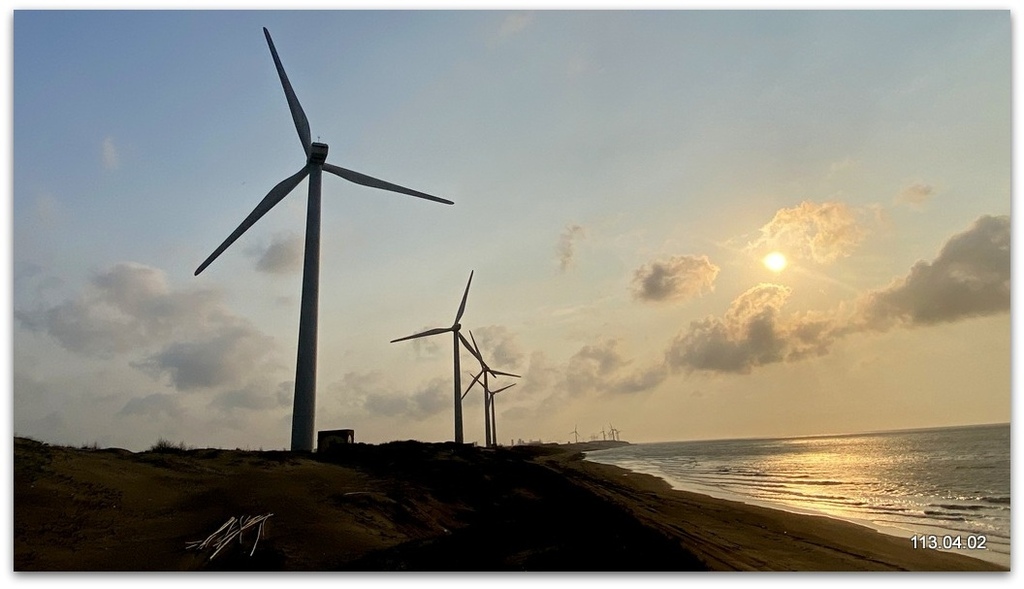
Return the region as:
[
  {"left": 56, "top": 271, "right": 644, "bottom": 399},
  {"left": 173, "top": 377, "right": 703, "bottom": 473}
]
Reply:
[{"left": 584, "top": 423, "right": 1010, "bottom": 568}]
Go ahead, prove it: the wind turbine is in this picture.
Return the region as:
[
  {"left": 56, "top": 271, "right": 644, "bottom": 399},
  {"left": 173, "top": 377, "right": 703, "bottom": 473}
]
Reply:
[
  {"left": 194, "top": 29, "right": 452, "bottom": 452},
  {"left": 391, "top": 271, "right": 475, "bottom": 443},
  {"left": 488, "top": 382, "right": 515, "bottom": 447},
  {"left": 608, "top": 424, "right": 621, "bottom": 441},
  {"left": 461, "top": 330, "right": 520, "bottom": 447},
  {"left": 570, "top": 425, "right": 580, "bottom": 444}
]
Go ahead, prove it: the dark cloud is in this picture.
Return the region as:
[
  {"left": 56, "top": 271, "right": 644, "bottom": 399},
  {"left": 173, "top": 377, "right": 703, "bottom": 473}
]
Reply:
[
  {"left": 468, "top": 325, "right": 525, "bottom": 369},
  {"left": 362, "top": 377, "right": 450, "bottom": 421},
  {"left": 408, "top": 328, "right": 444, "bottom": 359},
  {"left": 896, "top": 182, "right": 935, "bottom": 206},
  {"left": 748, "top": 201, "right": 866, "bottom": 264},
  {"left": 209, "top": 384, "right": 289, "bottom": 413},
  {"left": 409, "top": 378, "right": 450, "bottom": 420},
  {"left": 518, "top": 350, "right": 559, "bottom": 395},
  {"left": 667, "top": 284, "right": 798, "bottom": 374},
  {"left": 254, "top": 234, "right": 303, "bottom": 274},
  {"left": 858, "top": 215, "right": 1009, "bottom": 328},
  {"left": 557, "top": 224, "right": 586, "bottom": 272},
  {"left": 631, "top": 255, "right": 719, "bottom": 303},
  {"left": 118, "top": 393, "right": 184, "bottom": 420},
  {"left": 364, "top": 392, "right": 411, "bottom": 418},
  {"left": 565, "top": 339, "right": 667, "bottom": 396},
  {"left": 133, "top": 323, "right": 279, "bottom": 391},
  {"left": 665, "top": 283, "right": 843, "bottom": 374}
]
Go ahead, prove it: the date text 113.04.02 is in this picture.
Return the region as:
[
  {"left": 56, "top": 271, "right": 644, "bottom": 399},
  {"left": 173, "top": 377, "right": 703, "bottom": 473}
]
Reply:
[{"left": 911, "top": 535, "right": 987, "bottom": 551}]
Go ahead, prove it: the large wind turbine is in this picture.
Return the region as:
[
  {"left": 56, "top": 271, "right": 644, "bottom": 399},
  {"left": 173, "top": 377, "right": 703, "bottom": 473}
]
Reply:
[
  {"left": 194, "top": 28, "right": 452, "bottom": 452},
  {"left": 461, "top": 330, "right": 520, "bottom": 447},
  {"left": 391, "top": 271, "right": 475, "bottom": 443}
]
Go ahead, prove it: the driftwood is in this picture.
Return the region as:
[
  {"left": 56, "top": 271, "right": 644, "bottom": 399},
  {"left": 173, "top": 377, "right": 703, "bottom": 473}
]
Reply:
[{"left": 186, "top": 513, "right": 274, "bottom": 559}]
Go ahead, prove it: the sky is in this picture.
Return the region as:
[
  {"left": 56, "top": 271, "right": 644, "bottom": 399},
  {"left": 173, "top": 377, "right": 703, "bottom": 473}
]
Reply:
[{"left": 9, "top": 7, "right": 1014, "bottom": 451}]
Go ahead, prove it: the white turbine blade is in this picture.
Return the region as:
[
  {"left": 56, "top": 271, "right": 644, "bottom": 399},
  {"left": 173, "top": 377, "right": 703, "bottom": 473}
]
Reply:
[
  {"left": 453, "top": 271, "right": 474, "bottom": 324},
  {"left": 458, "top": 332, "right": 484, "bottom": 365},
  {"left": 492, "top": 383, "right": 516, "bottom": 395},
  {"left": 461, "top": 370, "right": 484, "bottom": 400},
  {"left": 322, "top": 163, "right": 453, "bottom": 205},
  {"left": 467, "top": 329, "right": 481, "bottom": 356},
  {"left": 195, "top": 165, "right": 310, "bottom": 275},
  {"left": 263, "top": 28, "right": 312, "bottom": 157},
  {"left": 490, "top": 369, "right": 521, "bottom": 379},
  {"left": 391, "top": 326, "right": 450, "bottom": 343}
]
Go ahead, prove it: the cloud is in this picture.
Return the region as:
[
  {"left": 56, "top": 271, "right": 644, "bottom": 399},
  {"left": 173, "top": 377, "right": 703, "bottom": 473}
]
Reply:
[
  {"left": 208, "top": 384, "right": 290, "bottom": 413},
  {"left": 326, "top": 371, "right": 451, "bottom": 423},
  {"left": 118, "top": 393, "right": 184, "bottom": 420},
  {"left": 667, "top": 215, "right": 1009, "bottom": 374},
  {"left": 17, "top": 263, "right": 231, "bottom": 356},
  {"left": 361, "top": 377, "right": 450, "bottom": 421},
  {"left": 15, "top": 261, "right": 287, "bottom": 393},
  {"left": 398, "top": 326, "right": 443, "bottom": 359},
  {"left": 494, "top": 12, "right": 533, "bottom": 43},
  {"left": 466, "top": 325, "right": 524, "bottom": 369},
  {"left": 858, "top": 214, "right": 1009, "bottom": 328},
  {"left": 631, "top": 255, "right": 719, "bottom": 303},
  {"left": 32, "top": 192, "right": 62, "bottom": 228},
  {"left": 557, "top": 224, "right": 586, "bottom": 272},
  {"left": 102, "top": 136, "right": 120, "bottom": 170},
  {"left": 518, "top": 350, "right": 560, "bottom": 396},
  {"left": 896, "top": 182, "right": 935, "bottom": 207},
  {"left": 254, "top": 234, "right": 303, "bottom": 274},
  {"left": 133, "top": 323, "right": 280, "bottom": 391},
  {"left": 748, "top": 201, "right": 866, "bottom": 264},
  {"left": 827, "top": 157, "right": 857, "bottom": 178},
  {"left": 665, "top": 283, "right": 838, "bottom": 374},
  {"left": 565, "top": 339, "right": 667, "bottom": 396}
]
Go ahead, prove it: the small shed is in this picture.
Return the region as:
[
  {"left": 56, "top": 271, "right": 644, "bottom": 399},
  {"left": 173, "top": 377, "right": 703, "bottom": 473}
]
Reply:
[{"left": 317, "top": 429, "right": 355, "bottom": 452}]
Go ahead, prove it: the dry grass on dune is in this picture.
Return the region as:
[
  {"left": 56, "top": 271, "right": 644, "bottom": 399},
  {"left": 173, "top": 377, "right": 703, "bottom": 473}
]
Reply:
[
  {"left": 14, "top": 437, "right": 1005, "bottom": 572},
  {"left": 14, "top": 437, "right": 697, "bottom": 571}
]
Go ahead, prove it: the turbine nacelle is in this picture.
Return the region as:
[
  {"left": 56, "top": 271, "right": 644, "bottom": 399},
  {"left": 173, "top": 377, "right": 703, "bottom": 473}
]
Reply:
[{"left": 309, "top": 142, "right": 329, "bottom": 164}]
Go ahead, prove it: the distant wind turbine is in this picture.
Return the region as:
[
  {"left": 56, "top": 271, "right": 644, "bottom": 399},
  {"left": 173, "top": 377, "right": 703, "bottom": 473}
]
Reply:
[
  {"left": 194, "top": 28, "right": 452, "bottom": 452},
  {"left": 608, "top": 424, "right": 621, "bottom": 442},
  {"left": 461, "top": 330, "right": 520, "bottom": 447},
  {"left": 570, "top": 424, "right": 580, "bottom": 444},
  {"left": 392, "top": 271, "right": 475, "bottom": 443}
]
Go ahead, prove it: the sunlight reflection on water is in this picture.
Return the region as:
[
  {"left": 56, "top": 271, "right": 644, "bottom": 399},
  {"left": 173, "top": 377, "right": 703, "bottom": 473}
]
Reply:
[{"left": 586, "top": 424, "right": 1009, "bottom": 567}]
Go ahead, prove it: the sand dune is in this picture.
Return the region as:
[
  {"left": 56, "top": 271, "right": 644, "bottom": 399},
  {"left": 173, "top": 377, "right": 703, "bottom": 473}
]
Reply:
[{"left": 13, "top": 437, "right": 1004, "bottom": 571}]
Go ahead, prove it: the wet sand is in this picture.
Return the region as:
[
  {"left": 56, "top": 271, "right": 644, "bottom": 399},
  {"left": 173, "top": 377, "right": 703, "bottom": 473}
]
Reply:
[{"left": 13, "top": 437, "right": 1006, "bottom": 571}]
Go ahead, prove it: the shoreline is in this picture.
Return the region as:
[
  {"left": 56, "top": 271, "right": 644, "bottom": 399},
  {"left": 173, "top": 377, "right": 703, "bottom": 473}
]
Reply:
[
  {"left": 551, "top": 447, "right": 1006, "bottom": 571},
  {"left": 14, "top": 437, "right": 1007, "bottom": 571},
  {"left": 582, "top": 449, "right": 1011, "bottom": 569}
]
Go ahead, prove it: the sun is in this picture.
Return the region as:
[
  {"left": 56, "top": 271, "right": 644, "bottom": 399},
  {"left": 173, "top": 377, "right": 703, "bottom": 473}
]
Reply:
[{"left": 763, "top": 252, "right": 788, "bottom": 273}]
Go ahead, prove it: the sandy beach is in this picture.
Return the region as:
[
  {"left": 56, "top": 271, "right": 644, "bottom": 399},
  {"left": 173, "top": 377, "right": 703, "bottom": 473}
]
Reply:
[{"left": 13, "top": 437, "right": 1006, "bottom": 571}]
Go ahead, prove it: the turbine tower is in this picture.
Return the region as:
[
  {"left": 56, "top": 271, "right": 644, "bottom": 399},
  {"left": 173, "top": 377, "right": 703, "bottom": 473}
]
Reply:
[
  {"left": 570, "top": 425, "right": 580, "bottom": 444},
  {"left": 391, "top": 271, "right": 475, "bottom": 443},
  {"left": 195, "top": 28, "right": 452, "bottom": 451}
]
